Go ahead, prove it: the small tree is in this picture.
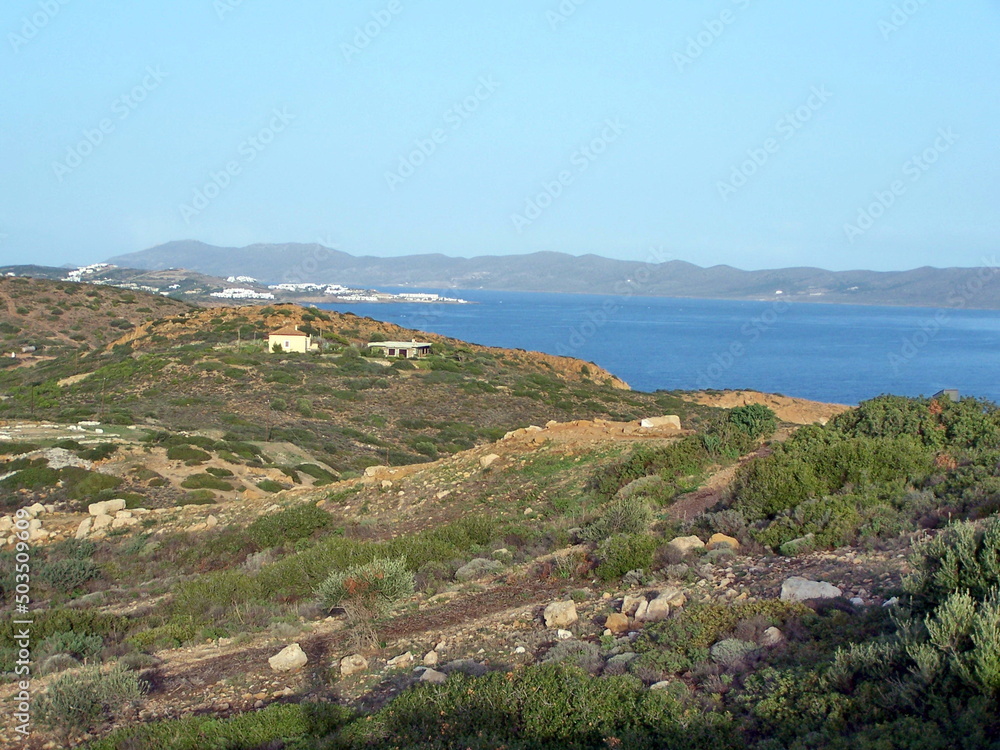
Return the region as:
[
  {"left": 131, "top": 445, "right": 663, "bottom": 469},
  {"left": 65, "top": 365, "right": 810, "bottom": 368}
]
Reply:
[
  {"left": 317, "top": 557, "right": 414, "bottom": 647},
  {"left": 728, "top": 404, "right": 778, "bottom": 440},
  {"left": 272, "top": 342, "right": 283, "bottom": 353}
]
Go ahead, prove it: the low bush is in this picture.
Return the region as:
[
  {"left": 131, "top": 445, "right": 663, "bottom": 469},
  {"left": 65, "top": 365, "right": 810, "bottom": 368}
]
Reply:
[
  {"left": 180, "top": 473, "right": 232, "bottom": 491},
  {"left": 36, "top": 664, "right": 145, "bottom": 738},
  {"left": 595, "top": 534, "right": 658, "bottom": 581},
  {"left": 246, "top": 503, "right": 333, "bottom": 549}
]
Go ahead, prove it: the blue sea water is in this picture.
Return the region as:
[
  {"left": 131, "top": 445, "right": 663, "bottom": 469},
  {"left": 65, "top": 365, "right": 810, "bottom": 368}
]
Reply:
[{"left": 317, "top": 290, "right": 1000, "bottom": 405}]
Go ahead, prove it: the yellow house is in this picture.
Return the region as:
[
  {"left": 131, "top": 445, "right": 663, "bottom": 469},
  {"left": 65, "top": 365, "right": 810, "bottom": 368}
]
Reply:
[{"left": 268, "top": 325, "right": 312, "bottom": 354}]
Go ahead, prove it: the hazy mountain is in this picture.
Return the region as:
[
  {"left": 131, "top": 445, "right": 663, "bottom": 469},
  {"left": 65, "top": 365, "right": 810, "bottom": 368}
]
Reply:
[{"left": 107, "top": 241, "right": 1000, "bottom": 308}]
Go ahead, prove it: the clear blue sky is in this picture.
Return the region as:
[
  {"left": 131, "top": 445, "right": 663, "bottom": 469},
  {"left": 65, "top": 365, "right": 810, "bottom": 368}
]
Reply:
[{"left": 1, "top": 0, "right": 997, "bottom": 271}]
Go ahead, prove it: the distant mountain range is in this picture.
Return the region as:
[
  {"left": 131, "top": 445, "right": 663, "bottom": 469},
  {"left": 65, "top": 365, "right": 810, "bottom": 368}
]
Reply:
[{"left": 107, "top": 241, "right": 1000, "bottom": 309}]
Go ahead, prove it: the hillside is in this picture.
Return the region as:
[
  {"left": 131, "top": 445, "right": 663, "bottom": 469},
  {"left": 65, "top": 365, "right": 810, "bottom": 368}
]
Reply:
[
  {"left": 109, "top": 240, "right": 1000, "bottom": 308},
  {"left": 0, "top": 279, "right": 709, "bottom": 480},
  {"left": 4, "top": 392, "right": 1000, "bottom": 748},
  {"left": 0, "top": 276, "right": 191, "bottom": 358}
]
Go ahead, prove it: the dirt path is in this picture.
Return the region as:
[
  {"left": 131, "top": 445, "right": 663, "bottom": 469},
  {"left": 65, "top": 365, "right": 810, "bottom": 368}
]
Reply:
[{"left": 680, "top": 390, "right": 851, "bottom": 425}]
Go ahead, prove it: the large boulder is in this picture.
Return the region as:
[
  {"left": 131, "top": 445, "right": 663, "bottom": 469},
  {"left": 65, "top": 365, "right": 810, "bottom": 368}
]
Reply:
[
  {"left": 640, "top": 416, "right": 682, "bottom": 430},
  {"left": 605, "top": 613, "right": 631, "bottom": 634},
  {"left": 780, "top": 577, "right": 842, "bottom": 602},
  {"left": 667, "top": 536, "right": 705, "bottom": 555},
  {"left": 706, "top": 533, "right": 740, "bottom": 551},
  {"left": 89, "top": 499, "right": 126, "bottom": 517},
  {"left": 268, "top": 643, "right": 308, "bottom": 673},
  {"left": 543, "top": 601, "right": 578, "bottom": 629}
]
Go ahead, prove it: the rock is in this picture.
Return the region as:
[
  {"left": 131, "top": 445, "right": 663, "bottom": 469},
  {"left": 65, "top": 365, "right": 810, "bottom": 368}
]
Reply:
[
  {"left": 605, "top": 613, "right": 631, "bottom": 634},
  {"left": 621, "top": 594, "right": 646, "bottom": 617},
  {"left": 667, "top": 536, "right": 705, "bottom": 555},
  {"left": 25, "top": 503, "right": 46, "bottom": 518},
  {"left": 706, "top": 533, "right": 740, "bottom": 551},
  {"left": 340, "top": 654, "right": 368, "bottom": 676},
  {"left": 514, "top": 646, "right": 526, "bottom": 655},
  {"left": 380, "top": 480, "right": 393, "bottom": 490},
  {"left": 89, "top": 499, "right": 127, "bottom": 517},
  {"left": 387, "top": 652, "right": 414, "bottom": 669},
  {"left": 435, "top": 490, "right": 451, "bottom": 500},
  {"left": 423, "top": 651, "right": 439, "bottom": 667},
  {"left": 780, "top": 576, "right": 843, "bottom": 602},
  {"left": 112, "top": 515, "right": 138, "bottom": 529},
  {"left": 364, "top": 466, "right": 388, "bottom": 478},
  {"left": 479, "top": 454, "right": 500, "bottom": 469},
  {"left": 658, "top": 587, "right": 687, "bottom": 608},
  {"left": 556, "top": 629, "right": 573, "bottom": 641},
  {"left": 850, "top": 597, "right": 865, "bottom": 607},
  {"left": 761, "top": 627, "right": 784, "bottom": 647},
  {"left": 268, "top": 643, "right": 308, "bottom": 673},
  {"left": 641, "top": 596, "right": 671, "bottom": 622},
  {"left": 650, "top": 680, "right": 673, "bottom": 691},
  {"left": 27, "top": 519, "right": 45, "bottom": 541},
  {"left": 75, "top": 518, "right": 92, "bottom": 539},
  {"left": 883, "top": 597, "right": 900, "bottom": 608},
  {"left": 206, "top": 515, "right": 219, "bottom": 528},
  {"left": 420, "top": 668, "right": 447, "bottom": 684},
  {"left": 543, "top": 601, "right": 578, "bottom": 629},
  {"left": 640, "top": 415, "right": 682, "bottom": 430},
  {"left": 0, "top": 517, "right": 12, "bottom": 533}
]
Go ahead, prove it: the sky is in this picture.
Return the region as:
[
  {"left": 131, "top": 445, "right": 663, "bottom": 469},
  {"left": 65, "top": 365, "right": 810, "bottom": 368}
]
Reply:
[{"left": 1, "top": 0, "right": 998, "bottom": 272}]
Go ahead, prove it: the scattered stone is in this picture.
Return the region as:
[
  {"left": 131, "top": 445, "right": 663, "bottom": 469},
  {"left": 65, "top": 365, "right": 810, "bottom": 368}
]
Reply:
[
  {"left": 650, "top": 681, "right": 672, "bottom": 691},
  {"left": 25, "top": 503, "right": 46, "bottom": 518},
  {"left": 89, "top": 499, "right": 126, "bottom": 517},
  {"left": 435, "top": 490, "right": 451, "bottom": 500},
  {"left": 605, "top": 613, "right": 631, "bottom": 635},
  {"left": 423, "top": 651, "right": 439, "bottom": 667},
  {"left": 667, "top": 536, "right": 705, "bottom": 555},
  {"left": 387, "top": 652, "right": 415, "bottom": 669},
  {"left": 479, "top": 454, "right": 500, "bottom": 469},
  {"left": 420, "top": 668, "right": 447, "bottom": 684},
  {"left": 75, "top": 518, "right": 93, "bottom": 540},
  {"left": 621, "top": 594, "right": 646, "bottom": 617},
  {"left": 850, "top": 597, "right": 865, "bottom": 607},
  {"left": 543, "top": 601, "right": 578, "bottom": 629},
  {"left": 658, "top": 587, "right": 687, "bottom": 608},
  {"left": 206, "top": 515, "right": 219, "bottom": 529},
  {"left": 92, "top": 514, "right": 113, "bottom": 531},
  {"left": 380, "top": 480, "right": 393, "bottom": 490},
  {"left": 762, "top": 627, "right": 784, "bottom": 647},
  {"left": 556, "top": 629, "right": 573, "bottom": 641},
  {"left": 340, "top": 654, "right": 369, "bottom": 676},
  {"left": 780, "top": 576, "right": 843, "bottom": 602},
  {"left": 514, "top": 647, "right": 526, "bottom": 655},
  {"left": 883, "top": 597, "right": 900, "bottom": 608},
  {"left": 268, "top": 643, "right": 307, "bottom": 673},
  {"left": 707, "top": 533, "right": 740, "bottom": 551}
]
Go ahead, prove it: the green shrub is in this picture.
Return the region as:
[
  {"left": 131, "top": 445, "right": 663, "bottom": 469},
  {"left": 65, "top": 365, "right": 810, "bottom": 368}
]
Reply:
[
  {"left": 0, "top": 464, "right": 60, "bottom": 490},
  {"left": 166, "top": 445, "right": 211, "bottom": 463},
  {"left": 728, "top": 404, "right": 778, "bottom": 439},
  {"left": 581, "top": 496, "right": 655, "bottom": 542},
  {"left": 39, "top": 630, "right": 104, "bottom": 661},
  {"left": 246, "top": 503, "right": 332, "bottom": 549},
  {"left": 178, "top": 490, "right": 216, "bottom": 506},
  {"left": 316, "top": 556, "right": 414, "bottom": 618},
  {"left": 180, "top": 473, "right": 232, "bottom": 491},
  {"left": 36, "top": 664, "right": 145, "bottom": 737},
  {"left": 38, "top": 558, "right": 101, "bottom": 593},
  {"left": 64, "top": 470, "right": 123, "bottom": 500},
  {"left": 77, "top": 442, "right": 118, "bottom": 462},
  {"left": 257, "top": 479, "right": 284, "bottom": 493},
  {"left": 595, "top": 534, "right": 658, "bottom": 581}
]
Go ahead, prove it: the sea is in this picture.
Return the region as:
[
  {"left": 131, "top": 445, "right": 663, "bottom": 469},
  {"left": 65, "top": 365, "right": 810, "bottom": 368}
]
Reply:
[{"left": 317, "top": 290, "right": 1000, "bottom": 405}]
